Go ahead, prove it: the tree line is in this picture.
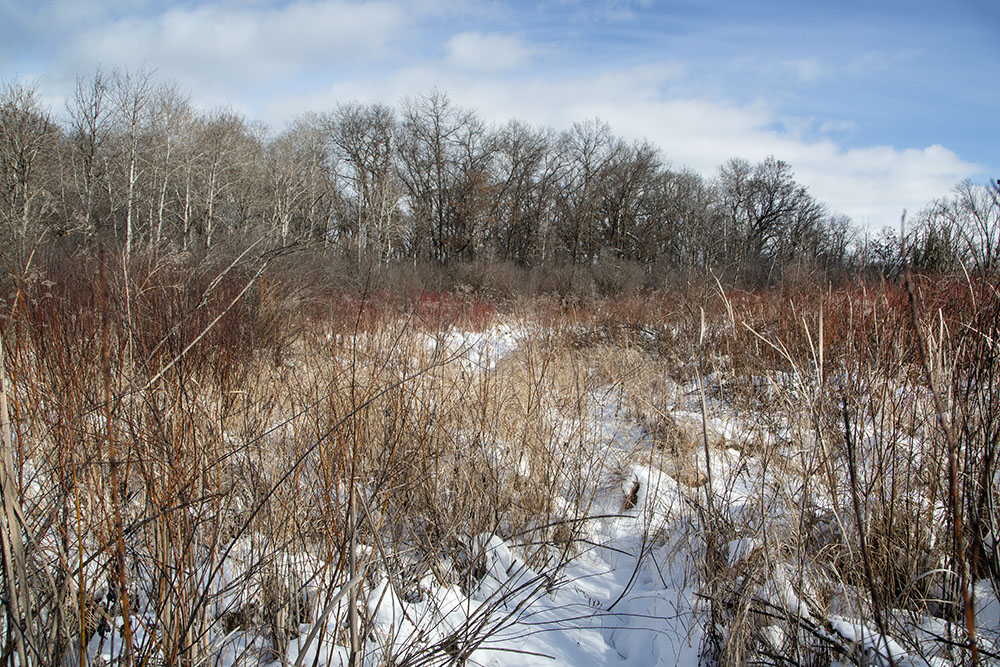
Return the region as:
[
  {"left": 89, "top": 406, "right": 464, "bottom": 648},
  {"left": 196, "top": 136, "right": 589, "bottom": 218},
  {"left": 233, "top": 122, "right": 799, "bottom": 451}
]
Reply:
[{"left": 1, "top": 68, "right": 996, "bottom": 285}]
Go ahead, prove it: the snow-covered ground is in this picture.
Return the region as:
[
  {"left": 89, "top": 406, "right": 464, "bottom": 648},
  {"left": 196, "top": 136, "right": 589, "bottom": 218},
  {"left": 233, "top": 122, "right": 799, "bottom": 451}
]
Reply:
[
  {"left": 422, "top": 323, "right": 529, "bottom": 371},
  {"left": 72, "top": 321, "right": 1000, "bottom": 666}
]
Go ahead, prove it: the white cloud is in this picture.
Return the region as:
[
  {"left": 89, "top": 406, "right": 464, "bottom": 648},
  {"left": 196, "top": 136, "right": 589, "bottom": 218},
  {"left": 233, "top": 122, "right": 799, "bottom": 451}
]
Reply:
[
  {"left": 445, "top": 31, "right": 534, "bottom": 71},
  {"left": 781, "top": 57, "right": 824, "bottom": 82},
  {"left": 57, "top": 0, "right": 404, "bottom": 102},
  {"left": 796, "top": 144, "right": 976, "bottom": 229},
  {"left": 847, "top": 48, "right": 919, "bottom": 76},
  {"left": 551, "top": 0, "right": 656, "bottom": 23},
  {"left": 818, "top": 118, "right": 856, "bottom": 134}
]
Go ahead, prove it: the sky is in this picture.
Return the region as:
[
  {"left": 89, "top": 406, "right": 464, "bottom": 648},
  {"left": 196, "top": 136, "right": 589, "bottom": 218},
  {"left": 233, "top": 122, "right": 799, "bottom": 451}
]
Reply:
[{"left": 2, "top": 0, "right": 997, "bottom": 231}]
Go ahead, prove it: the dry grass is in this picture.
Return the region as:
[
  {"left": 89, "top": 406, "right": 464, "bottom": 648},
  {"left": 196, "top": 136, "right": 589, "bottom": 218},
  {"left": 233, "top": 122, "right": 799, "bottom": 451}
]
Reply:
[{"left": 0, "top": 249, "right": 997, "bottom": 666}]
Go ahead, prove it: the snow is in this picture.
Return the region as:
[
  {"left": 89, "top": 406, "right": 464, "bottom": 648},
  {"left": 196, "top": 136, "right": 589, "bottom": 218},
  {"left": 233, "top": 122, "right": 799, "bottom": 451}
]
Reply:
[
  {"left": 827, "top": 616, "right": 910, "bottom": 666},
  {"left": 424, "top": 323, "right": 528, "bottom": 371},
  {"left": 34, "top": 320, "right": 1000, "bottom": 666}
]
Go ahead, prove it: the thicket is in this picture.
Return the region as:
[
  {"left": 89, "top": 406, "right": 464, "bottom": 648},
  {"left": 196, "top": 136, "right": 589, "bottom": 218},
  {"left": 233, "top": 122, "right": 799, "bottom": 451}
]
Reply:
[{"left": 1, "top": 246, "right": 997, "bottom": 665}]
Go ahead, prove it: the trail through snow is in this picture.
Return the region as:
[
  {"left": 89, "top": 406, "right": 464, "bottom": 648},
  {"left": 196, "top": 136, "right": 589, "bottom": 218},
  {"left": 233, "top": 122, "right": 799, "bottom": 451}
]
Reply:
[{"left": 79, "top": 324, "right": 1000, "bottom": 667}]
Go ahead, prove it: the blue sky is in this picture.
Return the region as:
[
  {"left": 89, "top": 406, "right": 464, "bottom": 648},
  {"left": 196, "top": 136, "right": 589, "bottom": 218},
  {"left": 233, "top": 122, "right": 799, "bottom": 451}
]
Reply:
[{"left": 2, "top": 0, "right": 997, "bottom": 230}]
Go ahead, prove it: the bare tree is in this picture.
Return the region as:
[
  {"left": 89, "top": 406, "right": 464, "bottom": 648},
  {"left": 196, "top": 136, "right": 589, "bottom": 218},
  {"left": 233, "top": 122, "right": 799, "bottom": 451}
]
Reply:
[
  {"left": 67, "top": 68, "right": 113, "bottom": 236},
  {"left": 715, "top": 156, "right": 824, "bottom": 280},
  {"left": 330, "top": 103, "right": 401, "bottom": 261},
  {"left": 109, "top": 66, "right": 155, "bottom": 260},
  {"left": 599, "top": 139, "right": 660, "bottom": 260},
  {"left": 264, "top": 115, "right": 339, "bottom": 245},
  {"left": 489, "top": 121, "right": 561, "bottom": 264},
  {"left": 659, "top": 169, "right": 719, "bottom": 270},
  {"left": 192, "top": 109, "right": 259, "bottom": 249},
  {"left": 929, "top": 180, "right": 1000, "bottom": 273},
  {"left": 147, "top": 82, "right": 193, "bottom": 249},
  {"left": 555, "top": 119, "right": 623, "bottom": 264},
  {"left": 0, "top": 80, "right": 56, "bottom": 247},
  {"left": 396, "top": 91, "right": 493, "bottom": 263}
]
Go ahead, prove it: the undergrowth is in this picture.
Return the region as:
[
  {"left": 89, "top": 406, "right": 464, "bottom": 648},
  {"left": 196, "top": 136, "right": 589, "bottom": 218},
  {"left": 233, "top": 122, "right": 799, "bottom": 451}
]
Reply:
[{"left": 0, "top": 245, "right": 997, "bottom": 666}]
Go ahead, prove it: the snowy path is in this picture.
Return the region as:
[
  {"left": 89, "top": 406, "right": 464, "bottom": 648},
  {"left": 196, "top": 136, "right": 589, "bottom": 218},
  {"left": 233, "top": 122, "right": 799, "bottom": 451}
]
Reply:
[{"left": 79, "top": 324, "right": 1000, "bottom": 666}]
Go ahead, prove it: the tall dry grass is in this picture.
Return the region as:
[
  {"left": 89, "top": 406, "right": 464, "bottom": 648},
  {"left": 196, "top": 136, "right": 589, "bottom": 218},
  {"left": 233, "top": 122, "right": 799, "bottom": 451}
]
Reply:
[
  {"left": 0, "top": 244, "right": 997, "bottom": 666},
  {"left": 0, "top": 247, "right": 628, "bottom": 666}
]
